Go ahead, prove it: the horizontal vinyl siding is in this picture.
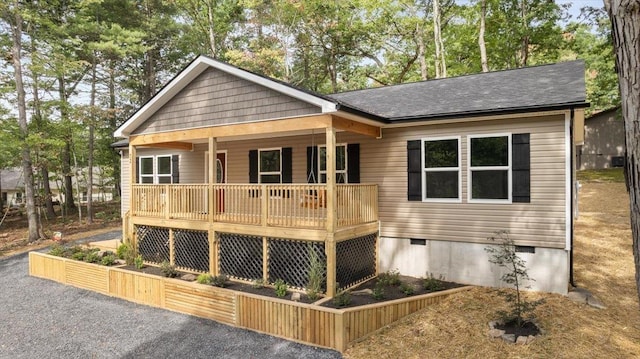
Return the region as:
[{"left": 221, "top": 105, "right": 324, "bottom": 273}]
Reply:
[
  {"left": 357, "top": 115, "right": 567, "bottom": 248},
  {"left": 133, "top": 68, "right": 321, "bottom": 135},
  {"left": 120, "top": 152, "right": 129, "bottom": 216}
]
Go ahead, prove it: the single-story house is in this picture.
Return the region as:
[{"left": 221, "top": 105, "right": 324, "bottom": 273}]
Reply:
[
  {"left": 578, "top": 106, "right": 624, "bottom": 170},
  {"left": 113, "top": 55, "right": 587, "bottom": 295},
  {"left": 1, "top": 168, "right": 25, "bottom": 207}
]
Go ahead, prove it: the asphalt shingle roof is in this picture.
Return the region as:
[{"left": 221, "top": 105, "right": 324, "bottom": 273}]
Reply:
[{"left": 329, "top": 60, "right": 587, "bottom": 122}]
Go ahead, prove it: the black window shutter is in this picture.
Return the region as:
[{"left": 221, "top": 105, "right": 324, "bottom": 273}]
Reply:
[
  {"left": 135, "top": 156, "right": 140, "bottom": 183},
  {"left": 347, "top": 143, "right": 360, "bottom": 183},
  {"left": 249, "top": 150, "right": 258, "bottom": 183},
  {"left": 171, "top": 155, "right": 180, "bottom": 183},
  {"left": 282, "top": 147, "right": 292, "bottom": 183},
  {"left": 306, "top": 146, "right": 318, "bottom": 183},
  {"left": 407, "top": 140, "right": 422, "bottom": 201},
  {"left": 512, "top": 133, "right": 530, "bottom": 203}
]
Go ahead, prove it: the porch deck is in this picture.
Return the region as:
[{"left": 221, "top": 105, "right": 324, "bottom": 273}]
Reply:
[{"left": 130, "top": 183, "right": 378, "bottom": 231}]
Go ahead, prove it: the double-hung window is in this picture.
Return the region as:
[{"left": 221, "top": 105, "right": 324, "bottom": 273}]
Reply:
[
  {"left": 468, "top": 134, "right": 511, "bottom": 202},
  {"left": 422, "top": 137, "right": 461, "bottom": 201},
  {"left": 319, "top": 144, "right": 347, "bottom": 183},
  {"left": 139, "top": 155, "right": 174, "bottom": 184},
  {"left": 259, "top": 148, "right": 281, "bottom": 183}
]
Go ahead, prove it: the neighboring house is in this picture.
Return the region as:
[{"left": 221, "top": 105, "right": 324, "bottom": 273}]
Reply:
[
  {"left": 1, "top": 168, "right": 25, "bottom": 207},
  {"left": 578, "top": 106, "right": 624, "bottom": 170},
  {"left": 113, "top": 56, "right": 587, "bottom": 295}
]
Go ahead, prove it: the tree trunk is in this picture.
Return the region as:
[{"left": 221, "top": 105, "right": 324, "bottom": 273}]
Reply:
[
  {"left": 9, "top": 2, "right": 40, "bottom": 242},
  {"left": 519, "top": 0, "right": 529, "bottom": 67},
  {"left": 479, "top": 0, "right": 489, "bottom": 72},
  {"left": 108, "top": 63, "right": 121, "bottom": 199},
  {"left": 87, "top": 58, "right": 96, "bottom": 224},
  {"left": 433, "top": 0, "right": 447, "bottom": 78},
  {"left": 417, "top": 22, "right": 428, "bottom": 80},
  {"left": 207, "top": 0, "right": 216, "bottom": 57},
  {"left": 605, "top": 0, "right": 640, "bottom": 306}
]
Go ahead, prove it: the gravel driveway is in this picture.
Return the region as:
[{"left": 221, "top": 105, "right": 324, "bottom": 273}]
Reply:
[{"left": 0, "top": 231, "right": 341, "bottom": 359}]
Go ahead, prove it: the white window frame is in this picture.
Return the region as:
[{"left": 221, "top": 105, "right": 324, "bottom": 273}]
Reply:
[
  {"left": 258, "top": 147, "right": 282, "bottom": 184},
  {"left": 139, "top": 155, "right": 174, "bottom": 184},
  {"left": 155, "top": 155, "right": 173, "bottom": 184},
  {"left": 421, "top": 136, "right": 462, "bottom": 203},
  {"left": 467, "top": 133, "right": 512, "bottom": 203},
  {"left": 318, "top": 143, "right": 348, "bottom": 184}
]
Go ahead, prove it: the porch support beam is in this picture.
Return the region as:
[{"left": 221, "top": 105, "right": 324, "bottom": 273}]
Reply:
[
  {"left": 333, "top": 116, "right": 382, "bottom": 138},
  {"left": 130, "top": 114, "right": 333, "bottom": 146},
  {"left": 208, "top": 137, "right": 217, "bottom": 275},
  {"left": 139, "top": 141, "right": 193, "bottom": 151},
  {"left": 325, "top": 125, "right": 337, "bottom": 297},
  {"left": 128, "top": 144, "right": 137, "bottom": 248}
]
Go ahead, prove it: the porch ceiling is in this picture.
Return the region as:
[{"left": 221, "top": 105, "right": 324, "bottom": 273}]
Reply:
[{"left": 129, "top": 113, "right": 382, "bottom": 147}]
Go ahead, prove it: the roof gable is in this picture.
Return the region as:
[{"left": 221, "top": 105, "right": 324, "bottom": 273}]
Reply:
[{"left": 115, "top": 56, "right": 338, "bottom": 137}]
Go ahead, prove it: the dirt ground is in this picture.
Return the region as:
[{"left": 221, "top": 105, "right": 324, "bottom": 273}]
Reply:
[
  {"left": 0, "top": 202, "right": 121, "bottom": 257},
  {"left": 345, "top": 182, "right": 640, "bottom": 358}
]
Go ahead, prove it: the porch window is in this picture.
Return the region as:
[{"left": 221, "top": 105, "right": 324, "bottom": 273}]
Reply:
[
  {"left": 139, "top": 156, "right": 154, "bottom": 183},
  {"left": 156, "top": 155, "right": 172, "bottom": 184},
  {"left": 138, "top": 155, "right": 177, "bottom": 184},
  {"left": 259, "top": 148, "right": 281, "bottom": 183},
  {"left": 422, "top": 137, "right": 460, "bottom": 201},
  {"left": 468, "top": 134, "right": 511, "bottom": 202},
  {"left": 319, "top": 144, "right": 347, "bottom": 183}
]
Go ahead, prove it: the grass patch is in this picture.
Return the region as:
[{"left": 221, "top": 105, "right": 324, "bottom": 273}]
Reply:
[{"left": 577, "top": 168, "right": 624, "bottom": 183}]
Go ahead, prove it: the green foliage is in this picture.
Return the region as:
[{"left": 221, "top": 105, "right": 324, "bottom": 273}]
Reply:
[
  {"left": 117, "top": 243, "right": 135, "bottom": 265},
  {"left": 332, "top": 291, "right": 351, "bottom": 307},
  {"left": 485, "top": 230, "right": 544, "bottom": 327},
  {"left": 423, "top": 273, "right": 445, "bottom": 292},
  {"left": 196, "top": 273, "right": 214, "bottom": 285},
  {"left": 134, "top": 255, "right": 144, "bottom": 270},
  {"left": 377, "top": 269, "right": 401, "bottom": 287},
  {"left": 252, "top": 278, "right": 265, "bottom": 289},
  {"left": 306, "top": 244, "right": 326, "bottom": 301},
  {"left": 211, "top": 274, "right": 229, "bottom": 288},
  {"left": 84, "top": 250, "right": 101, "bottom": 264},
  {"left": 577, "top": 168, "right": 625, "bottom": 183},
  {"left": 71, "top": 251, "right": 86, "bottom": 261},
  {"left": 399, "top": 282, "right": 415, "bottom": 296},
  {"left": 274, "top": 279, "right": 288, "bottom": 298},
  {"left": 49, "top": 244, "right": 66, "bottom": 257},
  {"left": 372, "top": 282, "right": 385, "bottom": 300},
  {"left": 160, "top": 261, "right": 178, "bottom": 278},
  {"left": 101, "top": 254, "right": 116, "bottom": 266}
]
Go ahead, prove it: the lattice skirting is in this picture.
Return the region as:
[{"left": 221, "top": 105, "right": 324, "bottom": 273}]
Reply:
[
  {"left": 336, "top": 233, "right": 377, "bottom": 291},
  {"left": 136, "top": 225, "right": 170, "bottom": 264},
  {"left": 174, "top": 229, "right": 209, "bottom": 273},
  {"left": 268, "top": 239, "right": 326, "bottom": 291},
  {"left": 218, "top": 233, "right": 263, "bottom": 281}
]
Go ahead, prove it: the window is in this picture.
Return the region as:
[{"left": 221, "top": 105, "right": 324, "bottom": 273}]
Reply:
[
  {"left": 259, "top": 149, "right": 281, "bottom": 183},
  {"left": 15, "top": 192, "right": 23, "bottom": 204},
  {"left": 139, "top": 155, "right": 176, "bottom": 184},
  {"left": 468, "top": 134, "right": 511, "bottom": 201},
  {"left": 319, "top": 144, "right": 347, "bottom": 183},
  {"left": 422, "top": 137, "right": 461, "bottom": 201}
]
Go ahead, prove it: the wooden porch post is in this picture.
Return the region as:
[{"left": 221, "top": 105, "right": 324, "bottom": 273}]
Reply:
[
  {"left": 208, "top": 137, "right": 218, "bottom": 275},
  {"left": 129, "top": 144, "right": 137, "bottom": 248},
  {"left": 325, "top": 124, "right": 337, "bottom": 297}
]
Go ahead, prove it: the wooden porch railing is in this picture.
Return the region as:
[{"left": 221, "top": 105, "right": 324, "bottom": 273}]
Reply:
[{"left": 131, "top": 183, "right": 378, "bottom": 229}]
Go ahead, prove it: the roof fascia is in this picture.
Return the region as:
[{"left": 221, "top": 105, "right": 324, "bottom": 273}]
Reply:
[{"left": 114, "top": 56, "right": 338, "bottom": 138}]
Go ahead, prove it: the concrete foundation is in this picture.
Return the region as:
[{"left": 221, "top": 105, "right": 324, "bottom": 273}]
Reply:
[{"left": 379, "top": 237, "right": 569, "bottom": 295}]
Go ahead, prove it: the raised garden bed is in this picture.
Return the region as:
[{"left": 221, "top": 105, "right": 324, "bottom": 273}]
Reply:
[{"left": 29, "top": 251, "right": 471, "bottom": 352}]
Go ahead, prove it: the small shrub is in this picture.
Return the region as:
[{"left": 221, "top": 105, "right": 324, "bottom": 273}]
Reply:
[
  {"left": 400, "top": 282, "right": 415, "bottom": 296},
  {"left": 332, "top": 291, "right": 351, "bottom": 307},
  {"left": 71, "top": 251, "right": 86, "bottom": 261},
  {"left": 49, "top": 244, "right": 65, "bottom": 257},
  {"left": 306, "top": 244, "right": 326, "bottom": 301},
  {"left": 378, "top": 269, "right": 401, "bottom": 286},
  {"left": 160, "top": 261, "right": 178, "bottom": 278},
  {"left": 101, "top": 254, "right": 116, "bottom": 266},
  {"left": 117, "top": 242, "right": 135, "bottom": 265},
  {"left": 211, "top": 274, "right": 229, "bottom": 288},
  {"left": 84, "top": 251, "right": 101, "bottom": 264},
  {"left": 372, "top": 282, "right": 385, "bottom": 300},
  {"left": 274, "top": 279, "right": 288, "bottom": 298},
  {"left": 423, "top": 273, "right": 445, "bottom": 292},
  {"left": 251, "top": 278, "right": 265, "bottom": 289},
  {"left": 197, "top": 273, "right": 214, "bottom": 285},
  {"left": 134, "top": 255, "right": 145, "bottom": 269}
]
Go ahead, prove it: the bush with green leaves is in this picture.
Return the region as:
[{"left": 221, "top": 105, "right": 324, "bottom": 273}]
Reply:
[
  {"left": 377, "top": 269, "right": 401, "bottom": 286},
  {"left": 274, "top": 279, "right": 288, "bottom": 298},
  {"left": 116, "top": 242, "right": 135, "bottom": 265},
  {"left": 372, "top": 282, "right": 385, "bottom": 300},
  {"left": 134, "top": 255, "right": 145, "bottom": 269},
  {"left": 306, "top": 244, "right": 326, "bottom": 301},
  {"left": 197, "top": 273, "right": 214, "bottom": 285},
  {"left": 485, "top": 230, "right": 544, "bottom": 327},
  {"left": 423, "top": 273, "right": 445, "bottom": 292},
  {"left": 160, "top": 261, "right": 178, "bottom": 278},
  {"left": 49, "top": 244, "right": 66, "bottom": 257},
  {"left": 71, "top": 251, "right": 86, "bottom": 261},
  {"left": 251, "top": 278, "right": 265, "bottom": 289},
  {"left": 332, "top": 291, "right": 351, "bottom": 307},
  {"left": 399, "top": 282, "right": 415, "bottom": 296},
  {"left": 101, "top": 254, "right": 116, "bottom": 266}
]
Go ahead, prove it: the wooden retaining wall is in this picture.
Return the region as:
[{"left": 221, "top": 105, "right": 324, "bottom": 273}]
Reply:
[{"left": 29, "top": 252, "right": 469, "bottom": 352}]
